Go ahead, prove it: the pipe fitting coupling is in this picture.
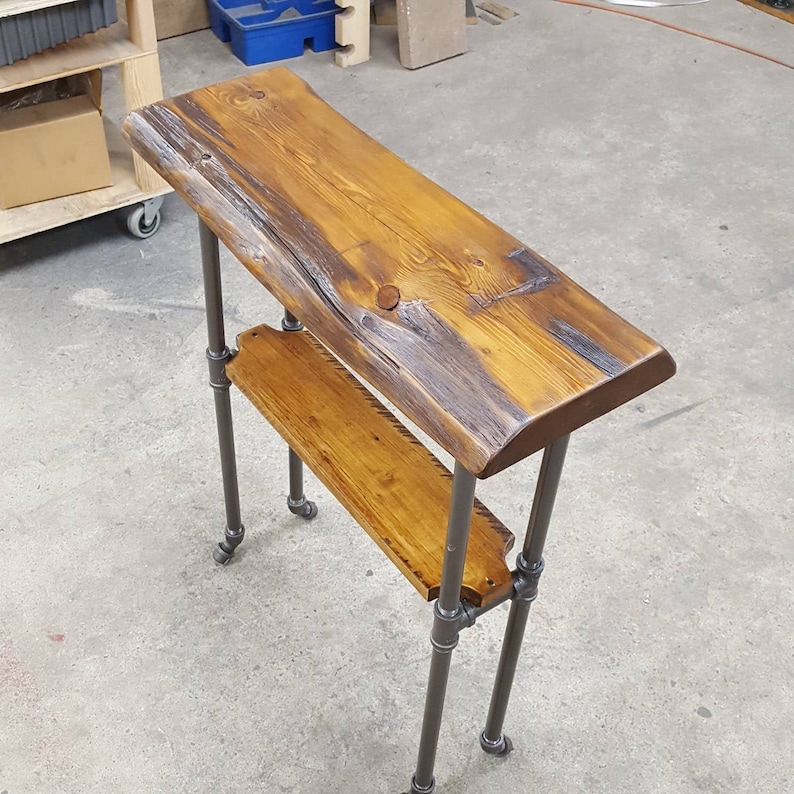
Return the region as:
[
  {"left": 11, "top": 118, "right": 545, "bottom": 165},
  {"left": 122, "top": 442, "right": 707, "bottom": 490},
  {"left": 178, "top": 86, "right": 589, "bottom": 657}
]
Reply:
[
  {"left": 206, "top": 346, "right": 233, "bottom": 390},
  {"left": 513, "top": 554, "right": 545, "bottom": 603},
  {"left": 281, "top": 315, "right": 303, "bottom": 332},
  {"left": 430, "top": 601, "right": 463, "bottom": 653}
]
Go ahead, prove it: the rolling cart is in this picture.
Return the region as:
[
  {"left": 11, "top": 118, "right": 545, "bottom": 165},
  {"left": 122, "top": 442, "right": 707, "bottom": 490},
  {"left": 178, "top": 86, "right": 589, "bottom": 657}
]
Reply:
[{"left": 0, "top": 0, "right": 170, "bottom": 243}]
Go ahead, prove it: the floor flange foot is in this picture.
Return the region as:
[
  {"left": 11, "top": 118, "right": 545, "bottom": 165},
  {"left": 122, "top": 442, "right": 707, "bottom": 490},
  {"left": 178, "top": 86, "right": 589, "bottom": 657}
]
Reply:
[
  {"left": 479, "top": 730, "right": 514, "bottom": 757},
  {"left": 406, "top": 775, "right": 435, "bottom": 794}
]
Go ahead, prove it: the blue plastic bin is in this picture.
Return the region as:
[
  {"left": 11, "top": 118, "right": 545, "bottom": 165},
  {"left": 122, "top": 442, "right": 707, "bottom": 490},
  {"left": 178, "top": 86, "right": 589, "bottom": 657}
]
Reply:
[{"left": 207, "top": 0, "right": 340, "bottom": 66}]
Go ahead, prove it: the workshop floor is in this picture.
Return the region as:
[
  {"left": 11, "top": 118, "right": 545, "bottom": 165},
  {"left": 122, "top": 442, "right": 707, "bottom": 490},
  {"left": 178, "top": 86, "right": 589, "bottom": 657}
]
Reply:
[{"left": 1, "top": 1, "right": 792, "bottom": 792}]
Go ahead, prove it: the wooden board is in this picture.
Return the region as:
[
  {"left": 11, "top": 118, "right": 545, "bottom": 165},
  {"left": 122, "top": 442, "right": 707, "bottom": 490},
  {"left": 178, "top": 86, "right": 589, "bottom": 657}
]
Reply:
[
  {"left": 0, "top": 0, "right": 74, "bottom": 19},
  {"left": 476, "top": 1, "right": 518, "bottom": 19},
  {"left": 227, "top": 324, "right": 516, "bottom": 606},
  {"left": 0, "top": 118, "right": 169, "bottom": 243},
  {"left": 0, "top": 22, "right": 145, "bottom": 92},
  {"left": 120, "top": 51, "right": 166, "bottom": 191},
  {"left": 372, "top": 0, "right": 396, "bottom": 24},
  {"left": 151, "top": 0, "right": 208, "bottom": 38},
  {"left": 124, "top": 69, "right": 675, "bottom": 478},
  {"left": 124, "top": 0, "right": 157, "bottom": 50},
  {"left": 737, "top": 0, "right": 794, "bottom": 23},
  {"left": 116, "top": 0, "right": 210, "bottom": 41}
]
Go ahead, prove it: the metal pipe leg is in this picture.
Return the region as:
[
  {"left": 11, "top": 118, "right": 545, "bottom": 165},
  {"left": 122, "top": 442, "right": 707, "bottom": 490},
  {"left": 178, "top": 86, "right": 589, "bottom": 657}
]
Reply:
[
  {"left": 410, "top": 463, "right": 478, "bottom": 794},
  {"left": 288, "top": 446, "right": 304, "bottom": 502},
  {"left": 281, "top": 310, "right": 318, "bottom": 520},
  {"left": 287, "top": 447, "right": 317, "bottom": 519},
  {"left": 480, "top": 434, "right": 570, "bottom": 756},
  {"left": 198, "top": 220, "right": 246, "bottom": 565}
]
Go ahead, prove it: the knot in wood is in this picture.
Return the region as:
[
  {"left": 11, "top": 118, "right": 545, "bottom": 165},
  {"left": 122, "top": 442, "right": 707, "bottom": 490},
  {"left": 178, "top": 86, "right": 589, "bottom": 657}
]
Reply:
[
  {"left": 376, "top": 285, "right": 401, "bottom": 311},
  {"left": 251, "top": 90, "right": 266, "bottom": 99}
]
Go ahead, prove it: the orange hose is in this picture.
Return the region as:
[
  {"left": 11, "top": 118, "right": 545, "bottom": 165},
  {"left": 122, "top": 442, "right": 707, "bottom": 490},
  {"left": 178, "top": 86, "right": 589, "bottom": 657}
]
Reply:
[{"left": 554, "top": 0, "right": 794, "bottom": 69}]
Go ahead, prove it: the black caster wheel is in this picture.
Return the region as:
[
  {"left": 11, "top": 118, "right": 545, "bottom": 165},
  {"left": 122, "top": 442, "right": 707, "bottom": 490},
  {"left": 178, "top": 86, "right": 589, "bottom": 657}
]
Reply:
[
  {"left": 301, "top": 500, "right": 318, "bottom": 520},
  {"left": 126, "top": 204, "right": 162, "bottom": 239},
  {"left": 479, "top": 731, "right": 514, "bottom": 757},
  {"left": 212, "top": 543, "right": 234, "bottom": 565},
  {"left": 287, "top": 496, "right": 319, "bottom": 520}
]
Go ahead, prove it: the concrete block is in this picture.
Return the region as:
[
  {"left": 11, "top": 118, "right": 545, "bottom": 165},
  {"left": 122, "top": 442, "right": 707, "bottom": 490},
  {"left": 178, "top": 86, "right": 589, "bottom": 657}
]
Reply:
[{"left": 396, "top": 0, "right": 466, "bottom": 69}]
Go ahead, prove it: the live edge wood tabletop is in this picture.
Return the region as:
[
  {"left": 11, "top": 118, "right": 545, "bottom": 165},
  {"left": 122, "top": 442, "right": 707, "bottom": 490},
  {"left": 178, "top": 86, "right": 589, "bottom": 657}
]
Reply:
[
  {"left": 123, "top": 67, "right": 674, "bottom": 477},
  {"left": 122, "top": 67, "right": 675, "bottom": 793}
]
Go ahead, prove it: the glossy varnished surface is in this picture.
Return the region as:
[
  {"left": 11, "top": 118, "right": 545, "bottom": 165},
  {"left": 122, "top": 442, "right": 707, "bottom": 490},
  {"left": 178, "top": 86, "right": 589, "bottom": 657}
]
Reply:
[
  {"left": 124, "top": 68, "right": 675, "bottom": 477},
  {"left": 227, "top": 325, "right": 516, "bottom": 606}
]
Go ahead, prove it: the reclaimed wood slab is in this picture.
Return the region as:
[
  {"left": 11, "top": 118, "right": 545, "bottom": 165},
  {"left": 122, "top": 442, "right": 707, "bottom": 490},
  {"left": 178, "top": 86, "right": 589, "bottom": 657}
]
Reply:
[{"left": 123, "top": 68, "right": 675, "bottom": 478}]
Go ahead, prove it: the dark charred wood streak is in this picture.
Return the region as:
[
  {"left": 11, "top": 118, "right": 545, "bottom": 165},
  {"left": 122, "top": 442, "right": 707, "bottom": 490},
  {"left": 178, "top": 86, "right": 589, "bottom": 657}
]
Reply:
[
  {"left": 508, "top": 248, "right": 559, "bottom": 289},
  {"left": 546, "top": 317, "right": 625, "bottom": 377},
  {"left": 469, "top": 248, "right": 559, "bottom": 311},
  {"left": 391, "top": 298, "right": 527, "bottom": 420},
  {"left": 131, "top": 104, "right": 527, "bottom": 470},
  {"left": 173, "top": 95, "right": 228, "bottom": 145},
  {"left": 358, "top": 302, "right": 525, "bottom": 460},
  {"left": 475, "top": 499, "right": 515, "bottom": 548},
  {"left": 138, "top": 105, "right": 368, "bottom": 335}
]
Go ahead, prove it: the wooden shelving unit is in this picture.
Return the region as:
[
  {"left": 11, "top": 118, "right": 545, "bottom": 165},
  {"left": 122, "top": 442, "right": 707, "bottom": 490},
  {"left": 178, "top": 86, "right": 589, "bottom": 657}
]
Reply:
[
  {"left": 0, "top": 0, "right": 171, "bottom": 243},
  {"left": 0, "top": 22, "right": 142, "bottom": 90},
  {"left": 0, "top": 0, "right": 81, "bottom": 17}
]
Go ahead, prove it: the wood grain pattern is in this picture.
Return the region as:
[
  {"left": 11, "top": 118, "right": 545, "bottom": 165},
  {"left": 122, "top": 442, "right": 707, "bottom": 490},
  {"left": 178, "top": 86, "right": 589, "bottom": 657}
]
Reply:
[
  {"left": 372, "top": 0, "right": 397, "bottom": 24},
  {"left": 124, "top": 0, "right": 157, "bottom": 50},
  {"left": 120, "top": 52, "right": 167, "bottom": 192},
  {"left": 116, "top": 0, "right": 210, "bottom": 40},
  {"left": 227, "top": 324, "right": 516, "bottom": 606},
  {"left": 476, "top": 1, "right": 518, "bottom": 20},
  {"left": 123, "top": 68, "right": 676, "bottom": 477}
]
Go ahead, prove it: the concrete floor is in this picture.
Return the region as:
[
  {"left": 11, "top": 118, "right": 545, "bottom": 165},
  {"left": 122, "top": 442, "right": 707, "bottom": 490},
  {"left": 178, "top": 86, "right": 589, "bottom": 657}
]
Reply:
[{"left": 1, "top": 1, "right": 792, "bottom": 791}]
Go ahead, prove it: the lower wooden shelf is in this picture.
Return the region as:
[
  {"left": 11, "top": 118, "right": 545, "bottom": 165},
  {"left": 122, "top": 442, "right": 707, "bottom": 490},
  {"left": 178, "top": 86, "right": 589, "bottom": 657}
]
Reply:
[
  {"left": 227, "top": 324, "right": 516, "bottom": 607},
  {"left": 0, "top": 116, "right": 170, "bottom": 244}
]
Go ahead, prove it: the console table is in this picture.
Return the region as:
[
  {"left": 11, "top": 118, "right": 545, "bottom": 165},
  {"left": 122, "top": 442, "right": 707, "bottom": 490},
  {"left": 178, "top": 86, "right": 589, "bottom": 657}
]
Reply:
[{"left": 124, "top": 68, "right": 675, "bottom": 793}]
